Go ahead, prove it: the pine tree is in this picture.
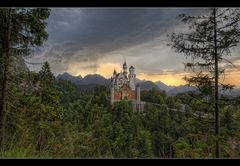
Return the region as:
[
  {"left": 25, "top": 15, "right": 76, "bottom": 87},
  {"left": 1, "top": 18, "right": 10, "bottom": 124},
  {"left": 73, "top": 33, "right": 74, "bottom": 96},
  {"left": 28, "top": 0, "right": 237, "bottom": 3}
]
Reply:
[
  {"left": 168, "top": 8, "right": 240, "bottom": 158},
  {"left": 0, "top": 8, "right": 50, "bottom": 147}
]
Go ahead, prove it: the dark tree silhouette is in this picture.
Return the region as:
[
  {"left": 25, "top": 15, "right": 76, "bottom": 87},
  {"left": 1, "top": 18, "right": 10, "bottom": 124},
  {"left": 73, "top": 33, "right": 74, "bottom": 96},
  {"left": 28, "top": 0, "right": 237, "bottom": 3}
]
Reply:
[
  {"left": 168, "top": 8, "right": 240, "bottom": 158},
  {"left": 0, "top": 8, "right": 50, "bottom": 147}
]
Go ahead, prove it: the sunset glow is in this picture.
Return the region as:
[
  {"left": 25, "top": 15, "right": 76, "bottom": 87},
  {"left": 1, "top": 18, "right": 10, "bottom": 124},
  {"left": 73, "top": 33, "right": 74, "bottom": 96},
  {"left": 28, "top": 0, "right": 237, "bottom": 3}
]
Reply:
[{"left": 28, "top": 8, "right": 240, "bottom": 88}]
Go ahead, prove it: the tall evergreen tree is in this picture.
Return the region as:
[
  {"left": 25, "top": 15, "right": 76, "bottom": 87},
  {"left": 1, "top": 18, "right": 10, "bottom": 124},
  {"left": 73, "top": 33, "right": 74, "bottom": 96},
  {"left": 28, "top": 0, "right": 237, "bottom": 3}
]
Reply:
[
  {"left": 168, "top": 8, "right": 240, "bottom": 157},
  {"left": 0, "top": 8, "right": 50, "bottom": 147}
]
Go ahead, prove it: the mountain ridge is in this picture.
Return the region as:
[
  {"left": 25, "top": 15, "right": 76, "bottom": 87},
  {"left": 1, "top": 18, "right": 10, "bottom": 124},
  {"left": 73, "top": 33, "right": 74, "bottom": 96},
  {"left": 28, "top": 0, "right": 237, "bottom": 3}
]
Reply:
[{"left": 56, "top": 72, "right": 240, "bottom": 97}]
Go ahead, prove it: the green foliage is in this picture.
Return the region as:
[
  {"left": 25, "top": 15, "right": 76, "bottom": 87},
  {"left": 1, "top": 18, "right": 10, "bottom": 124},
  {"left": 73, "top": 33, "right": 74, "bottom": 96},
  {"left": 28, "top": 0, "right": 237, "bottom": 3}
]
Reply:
[
  {"left": 2, "top": 63, "right": 240, "bottom": 158},
  {"left": 168, "top": 8, "right": 240, "bottom": 158},
  {"left": 141, "top": 89, "right": 166, "bottom": 104},
  {"left": 0, "top": 8, "right": 240, "bottom": 157}
]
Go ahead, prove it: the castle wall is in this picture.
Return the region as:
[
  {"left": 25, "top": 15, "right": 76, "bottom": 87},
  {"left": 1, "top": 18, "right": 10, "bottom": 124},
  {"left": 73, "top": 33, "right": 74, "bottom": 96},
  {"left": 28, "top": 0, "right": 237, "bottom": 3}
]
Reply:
[
  {"left": 113, "top": 88, "right": 137, "bottom": 100},
  {"left": 128, "top": 91, "right": 137, "bottom": 99},
  {"left": 114, "top": 91, "right": 122, "bottom": 100}
]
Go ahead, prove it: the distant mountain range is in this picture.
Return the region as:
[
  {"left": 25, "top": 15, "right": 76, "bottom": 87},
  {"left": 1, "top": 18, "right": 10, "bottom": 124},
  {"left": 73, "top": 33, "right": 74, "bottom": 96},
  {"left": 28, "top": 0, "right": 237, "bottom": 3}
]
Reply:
[
  {"left": 56, "top": 72, "right": 164, "bottom": 92},
  {"left": 56, "top": 72, "right": 240, "bottom": 97},
  {"left": 155, "top": 81, "right": 176, "bottom": 92},
  {"left": 56, "top": 72, "right": 83, "bottom": 85},
  {"left": 56, "top": 72, "right": 111, "bottom": 92}
]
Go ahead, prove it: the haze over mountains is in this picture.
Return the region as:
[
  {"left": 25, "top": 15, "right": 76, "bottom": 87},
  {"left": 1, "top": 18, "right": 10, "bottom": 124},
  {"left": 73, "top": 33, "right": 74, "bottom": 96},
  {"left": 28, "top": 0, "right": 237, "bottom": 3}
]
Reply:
[
  {"left": 56, "top": 72, "right": 240, "bottom": 97},
  {"left": 56, "top": 72, "right": 171, "bottom": 92}
]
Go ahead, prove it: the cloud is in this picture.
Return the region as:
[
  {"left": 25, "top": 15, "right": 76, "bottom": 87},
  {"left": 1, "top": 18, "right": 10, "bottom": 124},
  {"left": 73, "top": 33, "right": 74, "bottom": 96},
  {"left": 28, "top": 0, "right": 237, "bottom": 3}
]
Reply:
[
  {"left": 27, "top": 8, "right": 240, "bottom": 87},
  {"left": 38, "top": 8, "right": 206, "bottom": 62}
]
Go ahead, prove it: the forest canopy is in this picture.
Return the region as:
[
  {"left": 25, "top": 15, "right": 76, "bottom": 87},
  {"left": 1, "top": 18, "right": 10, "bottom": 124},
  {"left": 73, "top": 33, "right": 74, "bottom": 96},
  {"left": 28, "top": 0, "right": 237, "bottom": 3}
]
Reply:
[{"left": 0, "top": 8, "right": 240, "bottom": 158}]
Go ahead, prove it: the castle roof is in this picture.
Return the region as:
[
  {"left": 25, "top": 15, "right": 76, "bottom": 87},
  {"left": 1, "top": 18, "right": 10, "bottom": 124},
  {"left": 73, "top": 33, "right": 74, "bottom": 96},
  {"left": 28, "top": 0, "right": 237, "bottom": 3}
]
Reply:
[
  {"left": 123, "top": 60, "right": 127, "bottom": 67},
  {"left": 129, "top": 66, "right": 134, "bottom": 69},
  {"left": 116, "top": 72, "right": 127, "bottom": 79}
]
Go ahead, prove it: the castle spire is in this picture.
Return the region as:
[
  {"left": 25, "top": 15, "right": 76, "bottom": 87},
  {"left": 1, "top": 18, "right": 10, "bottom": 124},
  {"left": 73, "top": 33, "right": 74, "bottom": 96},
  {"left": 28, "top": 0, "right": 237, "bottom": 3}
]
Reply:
[
  {"left": 123, "top": 58, "right": 127, "bottom": 67},
  {"left": 123, "top": 58, "right": 128, "bottom": 76},
  {"left": 113, "top": 68, "right": 117, "bottom": 74}
]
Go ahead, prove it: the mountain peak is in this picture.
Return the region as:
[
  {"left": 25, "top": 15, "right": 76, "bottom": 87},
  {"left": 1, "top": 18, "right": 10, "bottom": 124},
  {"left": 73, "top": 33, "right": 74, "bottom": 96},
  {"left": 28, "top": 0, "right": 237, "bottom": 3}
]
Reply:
[
  {"left": 139, "top": 80, "right": 162, "bottom": 91},
  {"left": 154, "top": 81, "right": 176, "bottom": 92},
  {"left": 56, "top": 72, "right": 82, "bottom": 84},
  {"left": 83, "top": 74, "right": 105, "bottom": 79},
  {"left": 60, "top": 72, "right": 71, "bottom": 76},
  {"left": 80, "top": 74, "right": 109, "bottom": 86},
  {"left": 77, "top": 75, "right": 82, "bottom": 79}
]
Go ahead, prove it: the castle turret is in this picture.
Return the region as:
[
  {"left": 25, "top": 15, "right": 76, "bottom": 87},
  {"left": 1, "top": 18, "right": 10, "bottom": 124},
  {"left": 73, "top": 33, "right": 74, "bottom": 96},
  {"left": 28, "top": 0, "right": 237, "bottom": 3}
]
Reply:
[
  {"left": 113, "top": 69, "right": 116, "bottom": 74},
  {"left": 113, "top": 69, "right": 117, "bottom": 78},
  {"left": 123, "top": 60, "right": 128, "bottom": 76},
  {"left": 128, "top": 66, "right": 136, "bottom": 90}
]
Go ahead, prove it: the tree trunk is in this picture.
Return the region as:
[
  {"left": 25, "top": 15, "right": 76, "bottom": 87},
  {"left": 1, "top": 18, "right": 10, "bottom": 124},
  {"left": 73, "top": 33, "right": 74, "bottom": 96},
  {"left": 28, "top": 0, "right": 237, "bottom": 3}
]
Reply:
[
  {"left": 0, "top": 8, "right": 12, "bottom": 148},
  {"left": 213, "top": 8, "right": 220, "bottom": 158}
]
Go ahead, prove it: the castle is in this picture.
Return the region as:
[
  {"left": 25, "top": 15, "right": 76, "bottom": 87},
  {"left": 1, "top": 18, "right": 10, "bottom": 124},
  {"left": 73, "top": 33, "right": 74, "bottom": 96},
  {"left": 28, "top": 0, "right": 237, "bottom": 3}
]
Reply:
[{"left": 110, "top": 60, "right": 145, "bottom": 112}]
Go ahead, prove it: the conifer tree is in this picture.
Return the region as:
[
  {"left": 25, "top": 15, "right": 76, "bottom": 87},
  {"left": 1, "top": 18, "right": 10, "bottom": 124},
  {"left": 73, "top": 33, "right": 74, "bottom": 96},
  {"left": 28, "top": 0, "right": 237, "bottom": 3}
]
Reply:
[
  {"left": 168, "top": 8, "right": 240, "bottom": 158},
  {"left": 0, "top": 8, "right": 50, "bottom": 147}
]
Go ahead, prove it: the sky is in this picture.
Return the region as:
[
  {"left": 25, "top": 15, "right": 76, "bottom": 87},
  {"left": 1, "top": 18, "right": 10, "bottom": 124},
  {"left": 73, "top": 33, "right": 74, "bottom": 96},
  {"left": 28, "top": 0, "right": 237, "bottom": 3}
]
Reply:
[{"left": 26, "top": 8, "right": 240, "bottom": 87}]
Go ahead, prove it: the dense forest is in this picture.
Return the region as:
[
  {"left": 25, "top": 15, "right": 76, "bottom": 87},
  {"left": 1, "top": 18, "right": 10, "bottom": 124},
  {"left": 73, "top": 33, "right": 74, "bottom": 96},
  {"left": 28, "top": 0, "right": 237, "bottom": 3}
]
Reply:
[
  {"left": 0, "top": 8, "right": 240, "bottom": 158},
  {"left": 0, "top": 61, "right": 239, "bottom": 158}
]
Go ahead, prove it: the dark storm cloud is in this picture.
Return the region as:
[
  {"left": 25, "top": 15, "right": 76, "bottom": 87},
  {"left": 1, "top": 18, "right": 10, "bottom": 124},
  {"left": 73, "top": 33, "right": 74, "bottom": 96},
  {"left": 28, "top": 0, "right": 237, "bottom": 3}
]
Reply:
[
  {"left": 30, "top": 8, "right": 208, "bottom": 74},
  {"left": 47, "top": 8, "right": 205, "bottom": 53}
]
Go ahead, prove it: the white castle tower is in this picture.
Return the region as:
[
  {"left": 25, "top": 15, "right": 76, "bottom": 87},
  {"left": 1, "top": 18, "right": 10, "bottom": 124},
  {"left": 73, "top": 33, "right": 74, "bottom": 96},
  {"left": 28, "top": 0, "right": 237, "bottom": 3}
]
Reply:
[{"left": 128, "top": 66, "right": 136, "bottom": 90}]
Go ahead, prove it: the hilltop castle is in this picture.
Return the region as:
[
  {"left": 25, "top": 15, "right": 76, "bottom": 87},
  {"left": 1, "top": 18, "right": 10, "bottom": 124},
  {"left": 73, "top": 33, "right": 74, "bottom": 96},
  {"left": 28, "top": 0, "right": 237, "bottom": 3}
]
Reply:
[{"left": 110, "top": 60, "right": 145, "bottom": 112}]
